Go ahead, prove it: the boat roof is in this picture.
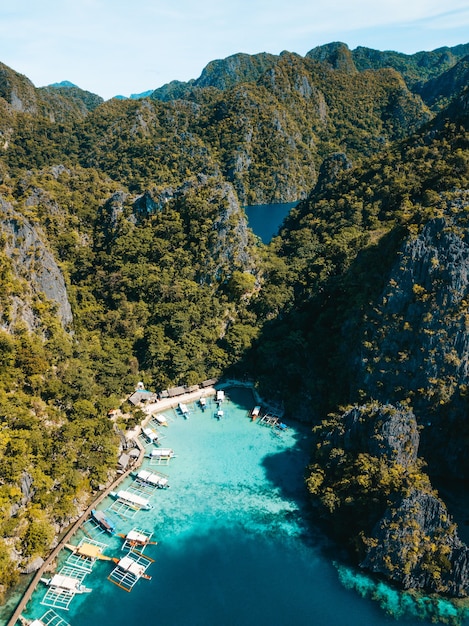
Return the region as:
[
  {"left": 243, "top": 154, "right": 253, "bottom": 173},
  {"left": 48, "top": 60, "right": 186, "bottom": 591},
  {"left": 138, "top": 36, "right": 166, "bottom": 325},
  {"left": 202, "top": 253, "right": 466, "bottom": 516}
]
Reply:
[
  {"left": 127, "top": 530, "right": 148, "bottom": 542},
  {"left": 151, "top": 448, "right": 173, "bottom": 456},
  {"left": 49, "top": 575, "right": 79, "bottom": 591},
  {"left": 118, "top": 490, "right": 150, "bottom": 506},
  {"left": 118, "top": 556, "right": 145, "bottom": 576},
  {"left": 76, "top": 543, "right": 103, "bottom": 559}
]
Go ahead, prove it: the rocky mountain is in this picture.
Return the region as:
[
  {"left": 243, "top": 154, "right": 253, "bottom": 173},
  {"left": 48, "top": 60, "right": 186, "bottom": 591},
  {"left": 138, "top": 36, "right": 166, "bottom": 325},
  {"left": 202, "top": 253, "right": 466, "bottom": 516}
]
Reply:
[{"left": 0, "top": 41, "right": 468, "bottom": 603}]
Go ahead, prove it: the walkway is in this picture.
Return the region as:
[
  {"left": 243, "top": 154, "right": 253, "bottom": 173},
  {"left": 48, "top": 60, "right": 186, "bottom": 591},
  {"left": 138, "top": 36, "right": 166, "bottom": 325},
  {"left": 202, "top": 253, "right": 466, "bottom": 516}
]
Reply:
[{"left": 7, "top": 438, "right": 146, "bottom": 626}]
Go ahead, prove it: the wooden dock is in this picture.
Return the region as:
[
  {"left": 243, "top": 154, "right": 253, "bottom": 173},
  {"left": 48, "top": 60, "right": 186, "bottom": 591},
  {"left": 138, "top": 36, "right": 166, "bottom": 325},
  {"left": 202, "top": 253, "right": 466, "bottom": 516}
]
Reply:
[{"left": 7, "top": 437, "right": 146, "bottom": 626}]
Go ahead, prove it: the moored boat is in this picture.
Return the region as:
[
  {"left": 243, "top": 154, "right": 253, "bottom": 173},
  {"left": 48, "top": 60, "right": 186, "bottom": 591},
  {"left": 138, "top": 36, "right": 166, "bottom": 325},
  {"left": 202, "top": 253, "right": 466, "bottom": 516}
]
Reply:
[
  {"left": 40, "top": 574, "right": 92, "bottom": 594},
  {"left": 111, "top": 489, "right": 153, "bottom": 510},
  {"left": 135, "top": 468, "right": 169, "bottom": 488},
  {"left": 148, "top": 447, "right": 175, "bottom": 459},
  {"left": 152, "top": 413, "right": 168, "bottom": 426},
  {"left": 91, "top": 509, "right": 115, "bottom": 534}
]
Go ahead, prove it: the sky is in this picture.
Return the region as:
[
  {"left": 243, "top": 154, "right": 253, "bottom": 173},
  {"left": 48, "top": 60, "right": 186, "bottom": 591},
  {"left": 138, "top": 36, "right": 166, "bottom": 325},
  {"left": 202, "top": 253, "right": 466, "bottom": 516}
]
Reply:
[{"left": 1, "top": 1, "right": 468, "bottom": 101}]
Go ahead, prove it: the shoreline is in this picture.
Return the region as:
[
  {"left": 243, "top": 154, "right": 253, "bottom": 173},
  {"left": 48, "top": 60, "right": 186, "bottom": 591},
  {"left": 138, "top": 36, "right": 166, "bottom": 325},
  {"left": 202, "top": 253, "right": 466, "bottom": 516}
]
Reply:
[{"left": 6, "top": 380, "right": 271, "bottom": 626}]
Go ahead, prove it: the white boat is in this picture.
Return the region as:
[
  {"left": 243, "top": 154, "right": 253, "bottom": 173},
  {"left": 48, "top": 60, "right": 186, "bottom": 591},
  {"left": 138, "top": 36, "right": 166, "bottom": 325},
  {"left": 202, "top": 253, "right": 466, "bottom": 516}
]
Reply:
[
  {"left": 149, "top": 447, "right": 175, "bottom": 459},
  {"left": 199, "top": 397, "right": 207, "bottom": 410},
  {"left": 142, "top": 427, "right": 159, "bottom": 444},
  {"left": 216, "top": 390, "right": 225, "bottom": 403},
  {"left": 152, "top": 413, "right": 168, "bottom": 426},
  {"left": 136, "top": 469, "right": 169, "bottom": 488},
  {"left": 216, "top": 409, "right": 224, "bottom": 419},
  {"left": 40, "top": 574, "right": 92, "bottom": 594},
  {"left": 112, "top": 490, "right": 153, "bottom": 510},
  {"left": 115, "top": 555, "right": 150, "bottom": 578},
  {"left": 178, "top": 402, "right": 189, "bottom": 416},
  {"left": 118, "top": 529, "right": 157, "bottom": 548},
  {"left": 251, "top": 405, "right": 261, "bottom": 419}
]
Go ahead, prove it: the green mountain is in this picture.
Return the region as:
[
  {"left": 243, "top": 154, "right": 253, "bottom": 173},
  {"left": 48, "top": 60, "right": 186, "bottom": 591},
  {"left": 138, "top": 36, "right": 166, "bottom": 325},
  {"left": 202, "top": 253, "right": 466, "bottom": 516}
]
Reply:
[{"left": 0, "top": 41, "right": 469, "bottom": 603}]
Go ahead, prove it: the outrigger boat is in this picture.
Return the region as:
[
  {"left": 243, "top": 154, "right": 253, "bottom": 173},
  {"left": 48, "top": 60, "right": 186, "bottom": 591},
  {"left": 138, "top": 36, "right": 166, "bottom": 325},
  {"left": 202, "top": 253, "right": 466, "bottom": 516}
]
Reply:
[
  {"left": 135, "top": 468, "right": 169, "bottom": 488},
  {"left": 117, "top": 528, "right": 158, "bottom": 549},
  {"left": 142, "top": 426, "right": 159, "bottom": 444},
  {"left": 40, "top": 574, "right": 92, "bottom": 594},
  {"left": 250, "top": 405, "right": 261, "bottom": 420},
  {"left": 199, "top": 397, "right": 207, "bottom": 411},
  {"left": 216, "top": 390, "right": 225, "bottom": 404},
  {"left": 110, "top": 490, "right": 153, "bottom": 510},
  {"left": 178, "top": 402, "right": 189, "bottom": 417},
  {"left": 152, "top": 413, "right": 168, "bottom": 426},
  {"left": 91, "top": 509, "right": 115, "bottom": 534},
  {"left": 148, "top": 447, "right": 176, "bottom": 460}
]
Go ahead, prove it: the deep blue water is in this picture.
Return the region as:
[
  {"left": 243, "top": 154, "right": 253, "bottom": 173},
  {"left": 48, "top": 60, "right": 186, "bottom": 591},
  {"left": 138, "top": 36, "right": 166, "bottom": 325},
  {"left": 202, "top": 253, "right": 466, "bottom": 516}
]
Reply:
[
  {"left": 244, "top": 202, "right": 297, "bottom": 243},
  {"left": 13, "top": 389, "right": 469, "bottom": 626}
]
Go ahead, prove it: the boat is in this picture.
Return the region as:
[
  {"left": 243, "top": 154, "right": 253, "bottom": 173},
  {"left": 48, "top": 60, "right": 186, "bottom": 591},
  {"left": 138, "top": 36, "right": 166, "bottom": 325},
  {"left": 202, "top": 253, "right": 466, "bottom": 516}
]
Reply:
[
  {"left": 152, "top": 413, "right": 168, "bottom": 426},
  {"left": 216, "top": 409, "right": 224, "bottom": 419},
  {"left": 113, "top": 555, "right": 151, "bottom": 580},
  {"left": 91, "top": 509, "right": 115, "bottom": 534},
  {"left": 216, "top": 390, "right": 225, "bottom": 404},
  {"left": 178, "top": 402, "right": 189, "bottom": 417},
  {"left": 117, "top": 529, "right": 158, "bottom": 548},
  {"left": 148, "top": 447, "right": 175, "bottom": 459},
  {"left": 135, "top": 468, "right": 169, "bottom": 488},
  {"left": 40, "top": 574, "right": 92, "bottom": 594},
  {"left": 251, "top": 405, "right": 261, "bottom": 420},
  {"left": 142, "top": 427, "right": 159, "bottom": 444},
  {"left": 199, "top": 397, "right": 207, "bottom": 410},
  {"left": 111, "top": 489, "right": 153, "bottom": 510}
]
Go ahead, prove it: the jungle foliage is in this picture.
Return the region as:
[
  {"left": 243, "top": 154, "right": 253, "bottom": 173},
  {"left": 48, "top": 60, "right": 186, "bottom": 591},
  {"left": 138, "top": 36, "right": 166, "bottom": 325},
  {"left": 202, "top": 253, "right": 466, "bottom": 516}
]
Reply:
[{"left": 0, "top": 42, "right": 468, "bottom": 597}]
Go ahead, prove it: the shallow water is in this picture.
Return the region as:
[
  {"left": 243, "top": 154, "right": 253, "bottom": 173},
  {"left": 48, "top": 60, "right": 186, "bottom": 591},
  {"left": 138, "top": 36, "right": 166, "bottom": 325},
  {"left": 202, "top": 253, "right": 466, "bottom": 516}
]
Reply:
[{"left": 16, "top": 388, "right": 469, "bottom": 626}]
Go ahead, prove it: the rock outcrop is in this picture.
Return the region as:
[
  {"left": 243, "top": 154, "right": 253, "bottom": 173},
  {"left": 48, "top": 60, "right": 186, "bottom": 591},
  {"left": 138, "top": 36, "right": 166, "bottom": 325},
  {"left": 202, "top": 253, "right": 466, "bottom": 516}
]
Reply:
[
  {"left": 309, "top": 401, "right": 469, "bottom": 596},
  {"left": 0, "top": 197, "right": 73, "bottom": 330}
]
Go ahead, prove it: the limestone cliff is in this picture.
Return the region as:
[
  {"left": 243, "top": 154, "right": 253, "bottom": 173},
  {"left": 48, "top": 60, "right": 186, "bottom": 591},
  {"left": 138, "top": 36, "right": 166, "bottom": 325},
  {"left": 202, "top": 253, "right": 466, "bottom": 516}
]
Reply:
[
  {"left": 308, "top": 402, "right": 469, "bottom": 596},
  {"left": 0, "top": 197, "right": 73, "bottom": 330}
]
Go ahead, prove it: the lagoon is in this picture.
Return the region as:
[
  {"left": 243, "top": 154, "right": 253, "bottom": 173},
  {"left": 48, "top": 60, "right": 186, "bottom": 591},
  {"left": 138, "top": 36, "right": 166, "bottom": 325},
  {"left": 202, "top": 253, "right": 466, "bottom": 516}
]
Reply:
[
  {"left": 244, "top": 202, "right": 297, "bottom": 243},
  {"left": 11, "top": 388, "right": 469, "bottom": 626}
]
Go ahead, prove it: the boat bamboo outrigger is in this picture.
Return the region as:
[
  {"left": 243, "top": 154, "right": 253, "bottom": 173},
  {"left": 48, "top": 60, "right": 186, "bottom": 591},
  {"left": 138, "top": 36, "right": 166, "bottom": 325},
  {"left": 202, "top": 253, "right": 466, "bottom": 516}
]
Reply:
[
  {"left": 65, "top": 539, "right": 113, "bottom": 572},
  {"left": 199, "top": 397, "right": 207, "bottom": 411},
  {"left": 108, "top": 550, "right": 154, "bottom": 592},
  {"left": 216, "top": 390, "right": 225, "bottom": 404},
  {"left": 20, "top": 609, "right": 71, "bottom": 626},
  {"left": 40, "top": 566, "right": 92, "bottom": 611}
]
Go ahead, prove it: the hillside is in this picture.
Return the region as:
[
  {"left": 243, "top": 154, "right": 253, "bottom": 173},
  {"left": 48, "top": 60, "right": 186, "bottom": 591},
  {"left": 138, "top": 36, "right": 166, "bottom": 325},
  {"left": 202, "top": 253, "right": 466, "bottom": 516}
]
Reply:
[{"left": 0, "top": 42, "right": 468, "bottom": 602}]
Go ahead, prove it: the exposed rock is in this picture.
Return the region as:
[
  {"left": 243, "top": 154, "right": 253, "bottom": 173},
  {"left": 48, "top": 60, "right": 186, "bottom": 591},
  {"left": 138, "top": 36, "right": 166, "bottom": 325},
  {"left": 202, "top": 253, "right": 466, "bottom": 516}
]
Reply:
[
  {"left": 0, "top": 197, "right": 73, "bottom": 330},
  {"left": 21, "top": 556, "right": 44, "bottom": 574},
  {"left": 362, "top": 490, "right": 469, "bottom": 597},
  {"left": 357, "top": 192, "right": 469, "bottom": 477},
  {"left": 331, "top": 403, "right": 419, "bottom": 467}
]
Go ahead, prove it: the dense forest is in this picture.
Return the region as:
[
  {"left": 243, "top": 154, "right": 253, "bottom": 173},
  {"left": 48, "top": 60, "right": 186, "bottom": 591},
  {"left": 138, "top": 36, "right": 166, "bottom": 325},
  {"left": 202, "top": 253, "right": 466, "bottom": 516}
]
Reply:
[{"left": 0, "top": 41, "right": 469, "bottom": 600}]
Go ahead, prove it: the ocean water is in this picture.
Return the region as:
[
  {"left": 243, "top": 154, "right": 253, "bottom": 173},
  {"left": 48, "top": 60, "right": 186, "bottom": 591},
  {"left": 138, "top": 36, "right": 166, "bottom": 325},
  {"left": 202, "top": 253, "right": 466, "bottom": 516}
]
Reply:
[
  {"left": 17, "top": 388, "right": 469, "bottom": 626},
  {"left": 244, "top": 203, "right": 297, "bottom": 243}
]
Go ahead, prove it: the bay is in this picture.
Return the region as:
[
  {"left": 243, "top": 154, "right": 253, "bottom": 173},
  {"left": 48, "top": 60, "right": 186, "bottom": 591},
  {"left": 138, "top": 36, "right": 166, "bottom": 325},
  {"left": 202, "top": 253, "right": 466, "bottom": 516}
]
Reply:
[
  {"left": 244, "top": 202, "right": 297, "bottom": 243},
  {"left": 15, "top": 388, "right": 469, "bottom": 626}
]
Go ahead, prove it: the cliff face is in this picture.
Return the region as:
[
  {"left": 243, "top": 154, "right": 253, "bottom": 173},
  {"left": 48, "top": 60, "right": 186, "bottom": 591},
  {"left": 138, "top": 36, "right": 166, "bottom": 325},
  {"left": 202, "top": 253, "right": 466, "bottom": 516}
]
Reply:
[
  {"left": 0, "top": 197, "right": 73, "bottom": 330},
  {"left": 358, "top": 192, "right": 469, "bottom": 477},
  {"left": 309, "top": 402, "right": 469, "bottom": 596},
  {"left": 362, "top": 489, "right": 469, "bottom": 597}
]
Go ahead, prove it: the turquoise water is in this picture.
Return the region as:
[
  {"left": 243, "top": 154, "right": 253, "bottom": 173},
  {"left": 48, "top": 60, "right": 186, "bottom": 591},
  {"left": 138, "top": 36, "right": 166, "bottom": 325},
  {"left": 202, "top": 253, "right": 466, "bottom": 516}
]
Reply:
[
  {"left": 244, "top": 203, "right": 297, "bottom": 243},
  {"left": 16, "top": 388, "right": 469, "bottom": 626}
]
